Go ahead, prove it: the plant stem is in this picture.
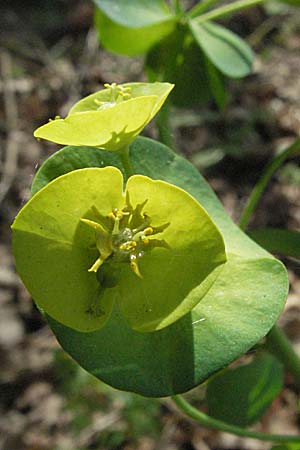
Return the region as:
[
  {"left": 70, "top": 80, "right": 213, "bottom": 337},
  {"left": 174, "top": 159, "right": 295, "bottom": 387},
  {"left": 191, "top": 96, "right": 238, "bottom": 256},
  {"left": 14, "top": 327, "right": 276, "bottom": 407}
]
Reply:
[
  {"left": 194, "top": 0, "right": 265, "bottom": 24},
  {"left": 266, "top": 325, "right": 300, "bottom": 389},
  {"left": 156, "top": 104, "right": 175, "bottom": 150},
  {"left": 173, "top": 0, "right": 183, "bottom": 14},
  {"left": 188, "top": 0, "right": 221, "bottom": 18},
  {"left": 172, "top": 395, "right": 300, "bottom": 442},
  {"left": 239, "top": 139, "right": 300, "bottom": 231},
  {"left": 118, "top": 145, "right": 134, "bottom": 179}
]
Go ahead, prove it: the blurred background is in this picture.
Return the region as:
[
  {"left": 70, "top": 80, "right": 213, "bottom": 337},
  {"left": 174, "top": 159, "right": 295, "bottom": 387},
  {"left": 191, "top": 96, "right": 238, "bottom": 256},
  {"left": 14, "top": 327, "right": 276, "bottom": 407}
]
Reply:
[{"left": 0, "top": 1, "right": 300, "bottom": 449}]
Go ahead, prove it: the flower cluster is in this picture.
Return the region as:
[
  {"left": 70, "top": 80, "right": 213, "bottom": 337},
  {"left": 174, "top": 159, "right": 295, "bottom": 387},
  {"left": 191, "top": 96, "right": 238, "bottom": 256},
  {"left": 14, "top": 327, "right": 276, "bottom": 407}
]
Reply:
[
  {"left": 34, "top": 82, "right": 174, "bottom": 150},
  {"left": 12, "top": 167, "right": 226, "bottom": 333}
]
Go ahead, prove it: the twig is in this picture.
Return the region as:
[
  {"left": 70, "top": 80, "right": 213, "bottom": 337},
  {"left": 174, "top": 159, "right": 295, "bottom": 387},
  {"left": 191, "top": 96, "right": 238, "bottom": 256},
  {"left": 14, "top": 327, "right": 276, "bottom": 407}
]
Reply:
[{"left": 0, "top": 50, "right": 19, "bottom": 204}]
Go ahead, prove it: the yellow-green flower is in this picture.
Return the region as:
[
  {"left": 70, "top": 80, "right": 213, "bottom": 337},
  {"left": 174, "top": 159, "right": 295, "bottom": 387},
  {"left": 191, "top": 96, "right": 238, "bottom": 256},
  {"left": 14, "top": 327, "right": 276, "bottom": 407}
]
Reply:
[
  {"left": 12, "top": 167, "right": 226, "bottom": 333},
  {"left": 34, "top": 82, "right": 173, "bottom": 151}
]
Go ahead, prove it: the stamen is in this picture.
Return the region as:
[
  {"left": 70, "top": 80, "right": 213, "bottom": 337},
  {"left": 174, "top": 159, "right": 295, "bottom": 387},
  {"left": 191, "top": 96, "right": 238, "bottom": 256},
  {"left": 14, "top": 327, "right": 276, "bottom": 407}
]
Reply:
[
  {"left": 103, "top": 83, "right": 132, "bottom": 104},
  {"left": 82, "top": 197, "right": 170, "bottom": 286},
  {"left": 130, "top": 254, "right": 142, "bottom": 278},
  {"left": 112, "top": 217, "right": 121, "bottom": 236},
  {"left": 144, "top": 227, "right": 153, "bottom": 236},
  {"left": 88, "top": 256, "right": 104, "bottom": 273},
  {"left": 141, "top": 236, "right": 150, "bottom": 245},
  {"left": 48, "top": 115, "right": 61, "bottom": 122},
  {"left": 119, "top": 240, "right": 137, "bottom": 251}
]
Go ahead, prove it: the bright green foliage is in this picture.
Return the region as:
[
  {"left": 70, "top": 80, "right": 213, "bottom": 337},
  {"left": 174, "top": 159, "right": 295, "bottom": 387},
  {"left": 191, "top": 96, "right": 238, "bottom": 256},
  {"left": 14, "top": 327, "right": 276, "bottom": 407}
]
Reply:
[
  {"left": 204, "top": 55, "right": 227, "bottom": 110},
  {"left": 146, "top": 26, "right": 226, "bottom": 109},
  {"left": 271, "top": 445, "right": 300, "bottom": 450},
  {"left": 206, "top": 353, "right": 284, "bottom": 427},
  {"left": 276, "top": 0, "right": 300, "bottom": 5},
  {"left": 94, "top": 0, "right": 173, "bottom": 27},
  {"left": 31, "top": 146, "right": 124, "bottom": 195},
  {"left": 34, "top": 82, "right": 173, "bottom": 150},
  {"left": 248, "top": 228, "right": 300, "bottom": 260},
  {"left": 146, "top": 28, "right": 215, "bottom": 107},
  {"left": 93, "top": 1, "right": 254, "bottom": 108},
  {"left": 94, "top": 0, "right": 176, "bottom": 55},
  {"left": 119, "top": 174, "right": 226, "bottom": 332},
  {"left": 12, "top": 165, "right": 226, "bottom": 333},
  {"left": 189, "top": 20, "right": 253, "bottom": 78},
  {"left": 28, "top": 137, "right": 288, "bottom": 396}
]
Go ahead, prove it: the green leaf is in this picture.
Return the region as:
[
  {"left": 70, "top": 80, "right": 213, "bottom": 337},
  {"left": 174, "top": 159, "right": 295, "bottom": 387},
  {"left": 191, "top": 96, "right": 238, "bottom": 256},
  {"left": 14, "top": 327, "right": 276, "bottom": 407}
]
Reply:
[
  {"left": 189, "top": 19, "right": 254, "bottom": 78},
  {"left": 13, "top": 167, "right": 125, "bottom": 332},
  {"left": 206, "top": 353, "right": 284, "bottom": 427},
  {"left": 34, "top": 82, "right": 174, "bottom": 150},
  {"left": 273, "top": 0, "right": 300, "bottom": 6},
  {"left": 31, "top": 146, "right": 124, "bottom": 195},
  {"left": 12, "top": 167, "right": 226, "bottom": 331},
  {"left": 27, "top": 137, "right": 288, "bottom": 397},
  {"left": 94, "top": 0, "right": 176, "bottom": 56},
  {"left": 204, "top": 55, "right": 227, "bottom": 110},
  {"left": 14, "top": 154, "right": 227, "bottom": 333},
  {"left": 271, "top": 445, "right": 300, "bottom": 450},
  {"left": 93, "top": 0, "right": 173, "bottom": 28},
  {"left": 146, "top": 29, "right": 212, "bottom": 107},
  {"left": 69, "top": 82, "right": 173, "bottom": 120},
  {"left": 121, "top": 175, "right": 226, "bottom": 332},
  {"left": 248, "top": 228, "right": 300, "bottom": 259}
]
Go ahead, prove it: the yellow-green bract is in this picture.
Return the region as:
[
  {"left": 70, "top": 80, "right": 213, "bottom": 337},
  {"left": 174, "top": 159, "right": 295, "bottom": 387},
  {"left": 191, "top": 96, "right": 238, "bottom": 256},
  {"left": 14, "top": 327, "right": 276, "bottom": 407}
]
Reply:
[
  {"left": 34, "top": 82, "right": 174, "bottom": 151},
  {"left": 12, "top": 167, "right": 227, "bottom": 333}
]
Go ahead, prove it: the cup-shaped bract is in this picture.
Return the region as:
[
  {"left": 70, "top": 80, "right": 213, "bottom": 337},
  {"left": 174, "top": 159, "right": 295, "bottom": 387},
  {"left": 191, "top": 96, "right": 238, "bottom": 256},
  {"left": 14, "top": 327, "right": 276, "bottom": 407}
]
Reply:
[
  {"left": 34, "top": 82, "right": 174, "bottom": 151},
  {"left": 12, "top": 167, "right": 227, "bottom": 333}
]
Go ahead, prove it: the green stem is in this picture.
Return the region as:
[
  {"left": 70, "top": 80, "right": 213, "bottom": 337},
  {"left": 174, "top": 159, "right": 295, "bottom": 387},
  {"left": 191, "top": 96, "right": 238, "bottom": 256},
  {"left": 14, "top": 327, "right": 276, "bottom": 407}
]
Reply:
[
  {"left": 194, "top": 0, "right": 265, "bottom": 24},
  {"left": 173, "top": 0, "right": 183, "bottom": 14},
  {"left": 188, "top": 0, "right": 221, "bottom": 18},
  {"left": 239, "top": 139, "right": 300, "bottom": 231},
  {"left": 266, "top": 325, "right": 300, "bottom": 389},
  {"left": 156, "top": 104, "right": 175, "bottom": 150},
  {"left": 118, "top": 145, "right": 134, "bottom": 179},
  {"left": 172, "top": 395, "right": 300, "bottom": 442}
]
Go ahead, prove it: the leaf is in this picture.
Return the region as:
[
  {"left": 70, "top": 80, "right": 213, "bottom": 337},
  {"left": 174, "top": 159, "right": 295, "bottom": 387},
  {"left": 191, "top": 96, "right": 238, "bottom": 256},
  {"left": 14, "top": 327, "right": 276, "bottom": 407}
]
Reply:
[
  {"left": 189, "top": 19, "right": 254, "bottom": 78},
  {"left": 204, "top": 55, "right": 228, "bottom": 110},
  {"left": 29, "top": 137, "right": 288, "bottom": 396},
  {"left": 34, "top": 82, "right": 173, "bottom": 151},
  {"left": 35, "top": 97, "right": 156, "bottom": 148},
  {"left": 121, "top": 175, "right": 226, "bottom": 332},
  {"left": 248, "top": 228, "right": 300, "bottom": 260},
  {"left": 271, "top": 445, "right": 300, "bottom": 450},
  {"left": 13, "top": 167, "right": 125, "bottom": 332},
  {"left": 94, "top": 1, "right": 176, "bottom": 56},
  {"left": 31, "top": 146, "right": 124, "bottom": 195},
  {"left": 206, "top": 353, "right": 284, "bottom": 427},
  {"left": 69, "top": 82, "right": 174, "bottom": 120},
  {"left": 34, "top": 82, "right": 174, "bottom": 150},
  {"left": 15, "top": 164, "right": 226, "bottom": 333},
  {"left": 146, "top": 29, "right": 213, "bottom": 107},
  {"left": 93, "top": 0, "right": 173, "bottom": 28},
  {"left": 274, "top": 0, "right": 300, "bottom": 6}
]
